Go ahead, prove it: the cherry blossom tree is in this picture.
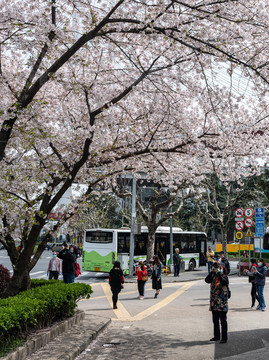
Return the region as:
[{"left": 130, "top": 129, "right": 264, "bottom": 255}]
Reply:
[
  {"left": 112, "top": 175, "right": 191, "bottom": 262},
  {"left": 0, "top": 1, "right": 269, "bottom": 296}
]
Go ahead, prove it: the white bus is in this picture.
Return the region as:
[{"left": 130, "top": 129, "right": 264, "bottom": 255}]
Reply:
[{"left": 82, "top": 226, "right": 207, "bottom": 273}]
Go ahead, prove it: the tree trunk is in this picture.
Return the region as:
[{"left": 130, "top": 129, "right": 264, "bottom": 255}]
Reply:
[
  {"left": 2, "top": 225, "right": 43, "bottom": 298},
  {"left": 2, "top": 266, "right": 30, "bottom": 298},
  {"left": 146, "top": 227, "right": 156, "bottom": 263},
  {"left": 221, "top": 227, "right": 228, "bottom": 259}
]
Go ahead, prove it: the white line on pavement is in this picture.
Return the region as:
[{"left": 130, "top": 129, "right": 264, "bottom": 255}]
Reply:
[{"left": 30, "top": 271, "right": 45, "bottom": 276}]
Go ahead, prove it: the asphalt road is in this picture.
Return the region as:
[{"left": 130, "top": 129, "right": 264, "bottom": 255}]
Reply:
[
  {"left": 0, "top": 249, "right": 108, "bottom": 284},
  {"left": 76, "top": 277, "right": 269, "bottom": 360}
]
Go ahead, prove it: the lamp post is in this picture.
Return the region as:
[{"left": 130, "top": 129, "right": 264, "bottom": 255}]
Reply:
[{"left": 128, "top": 175, "right": 136, "bottom": 277}]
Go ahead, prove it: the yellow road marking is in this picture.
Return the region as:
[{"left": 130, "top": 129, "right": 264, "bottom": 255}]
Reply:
[
  {"left": 99, "top": 281, "right": 194, "bottom": 322},
  {"left": 101, "top": 283, "right": 133, "bottom": 321},
  {"left": 132, "top": 282, "right": 194, "bottom": 321},
  {"left": 79, "top": 281, "right": 191, "bottom": 301}
]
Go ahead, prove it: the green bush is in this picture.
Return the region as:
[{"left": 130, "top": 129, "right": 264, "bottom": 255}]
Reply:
[{"left": 0, "top": 281, "right": 92, "bottom": 354}]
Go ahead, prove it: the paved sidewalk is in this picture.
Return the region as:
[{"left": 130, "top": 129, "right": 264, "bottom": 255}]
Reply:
[
  {"left": 125, "top": 263, "right": 238, "bottom": 283},
  {"left": 4, "top": 264, "right": 239, "bottom": 360}
]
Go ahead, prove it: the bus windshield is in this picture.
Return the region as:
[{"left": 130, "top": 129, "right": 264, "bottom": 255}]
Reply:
[{"left": 85, "top": 231, "right": 113, "bottom": 244}]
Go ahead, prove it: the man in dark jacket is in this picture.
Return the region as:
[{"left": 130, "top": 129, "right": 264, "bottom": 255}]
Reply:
[
  {"left": 57, "top": 244, "right": 76, "bottom": 283},
  {"left": 219, "top": 251, "right": 230, "bottom": 275},
  {"left": 173, "top": 248, "right": 181, "bottom": 277}
]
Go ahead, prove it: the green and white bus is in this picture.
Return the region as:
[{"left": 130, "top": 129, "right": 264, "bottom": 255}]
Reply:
[{"left": 82, "top": 227, "right": 207, "bottom": 273}]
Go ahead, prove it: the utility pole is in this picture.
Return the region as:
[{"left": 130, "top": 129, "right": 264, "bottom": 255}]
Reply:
[
  {"left": 129, "top": 176, "right": 136, "bottom": 277},
  {"left": 169, "top": 207, "right": 173, "bottom": 271}
]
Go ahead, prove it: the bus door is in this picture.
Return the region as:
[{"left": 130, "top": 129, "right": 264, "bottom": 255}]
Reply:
[
  {"left": 155, "top": 235, "right": 167, "bottom": 264},
  {"left": 197, "top": 235, "right": 207, "bottom": 266}
]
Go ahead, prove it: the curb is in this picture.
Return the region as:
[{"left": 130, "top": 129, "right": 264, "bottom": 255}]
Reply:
[
  {"left": 2, "top": 310, "right": 85, "bottom": 360},
  {"left": 26, "top": 314, "right": 111, "bottom": 360}
]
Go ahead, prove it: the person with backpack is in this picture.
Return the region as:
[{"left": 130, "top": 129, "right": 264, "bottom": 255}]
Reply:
[
  {"left": 57, "top": 244, "right": 76, "bottom": 283},
  {"left": 219, "top": 251, "right": 230, "bottom": 275},
  {"left": 109, "top": 261, "right": 124, "bottom": 309},
  {"left": 205, "top": 262, "right": 229, "bottom": 344},
  {"left": 136, "top": 261, "right": 148, "bottom": 299}
]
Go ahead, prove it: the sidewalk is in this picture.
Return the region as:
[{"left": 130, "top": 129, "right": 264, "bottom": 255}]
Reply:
[
  {"left": 4, "top": 265, "right": 239, "bottom": 360},
  {"left": 125, "top": 264, "right": 238, "bottom": 283}
]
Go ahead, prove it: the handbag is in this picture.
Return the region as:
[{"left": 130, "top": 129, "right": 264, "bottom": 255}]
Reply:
[{"left": 141, "top": 275, "right": 148, "bottom": 281}]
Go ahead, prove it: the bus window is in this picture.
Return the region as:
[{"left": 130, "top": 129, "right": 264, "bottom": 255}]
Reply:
[
  {"left": 85, "top": 231, "right": 113, "bottom": 243},
  {"left": 118, "top": 234, "right": 130, "bottom": 253}
]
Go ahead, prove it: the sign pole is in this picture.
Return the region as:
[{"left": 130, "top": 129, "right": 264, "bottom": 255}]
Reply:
[
  {"left": 260, "top": 238, "right": 262, "bottom": 258},
  {"left": 248, "top": 237, "right": 251, "bottom": 269},
  {"left": 169, "top": 207, "right": 173, "bottom": 269},
  {"left": 238, "top": 239, "right": 241, "bottom": 277}
]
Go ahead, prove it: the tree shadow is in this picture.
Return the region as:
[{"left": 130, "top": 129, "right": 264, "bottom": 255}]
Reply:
[{"left": 88, "top": 323, "right": 269, "bottom": 360}]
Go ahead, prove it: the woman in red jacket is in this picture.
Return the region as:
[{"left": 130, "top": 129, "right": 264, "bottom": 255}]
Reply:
[{"left": 136, "top": 261, "right": 148, "bottom": 299}]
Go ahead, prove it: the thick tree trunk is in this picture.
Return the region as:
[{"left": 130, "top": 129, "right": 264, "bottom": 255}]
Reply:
[
  {"left": 146, "top": 227, "right": 156, "bottom": 263},
  {"left": 2, "top": 265, "right": 30, "bottom": 298},
  {"left": 221, "top": 227, "right": 228, "bottom": 259},
  {"left": 2, "top": 225, "right": 44, "bottom": 298}
]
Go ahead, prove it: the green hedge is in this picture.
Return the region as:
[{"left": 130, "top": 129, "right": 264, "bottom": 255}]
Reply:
[{"left": 0, "top": 280, "right": 92, "bottom": 354}]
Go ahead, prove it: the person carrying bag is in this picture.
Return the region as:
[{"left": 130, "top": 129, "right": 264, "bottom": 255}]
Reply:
[{"left": 136, "top": 261, "right": 148, "bottom": 300}]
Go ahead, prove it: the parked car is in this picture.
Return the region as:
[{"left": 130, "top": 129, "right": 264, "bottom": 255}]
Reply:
[{"left": 51, "top": 243, "right": 64, "bottom": 253}]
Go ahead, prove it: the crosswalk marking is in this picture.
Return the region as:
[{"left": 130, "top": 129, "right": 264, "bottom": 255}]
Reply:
[{"left": 30, "top": 271, "right": 45, "bottom": 276}]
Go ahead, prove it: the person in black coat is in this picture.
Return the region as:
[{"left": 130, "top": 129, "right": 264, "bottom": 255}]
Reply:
[
  {"left": 109, "top": 261, "right": 124, "bottom": 309},
  {"left": 57, "top": 244, "right": 76, "bottom": 283}
]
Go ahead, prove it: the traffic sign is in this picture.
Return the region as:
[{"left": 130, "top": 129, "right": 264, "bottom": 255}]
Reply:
[
  {"left": 255, "top": 207, "right": 265, "bottom": 220},
  {"left": 235, "top": 231, "right": 243, "bottom": 240},
  {"left": 244, "top": 218, "right": 253, "bottom": 228},
  {"left": 244, "top": 208, "right": 254, "bottom": 218},
  {"left": 245, "top": 228, "right": 253, "bottom": 237},
  {"left": 235, "top": 221, "right": 244, "bottom": 231},
  {"left": 255, "top": 207, "right": 265, "bottom": 237},
  {"left": 235, "top": 208, "right": 244, "bottom": 218},
  {"left": 235, "top": 217, "right": 244, "bottom": 221}
]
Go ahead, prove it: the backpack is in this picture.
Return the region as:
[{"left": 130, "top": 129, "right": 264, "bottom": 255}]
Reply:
[{"left": 75, "top": 263, "right": 81, "bottom": 278}]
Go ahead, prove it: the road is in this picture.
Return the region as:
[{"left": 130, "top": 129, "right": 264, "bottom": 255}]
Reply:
[
  {"left": 0, "top": 249, "right": 108, "bottom": 284},
  {"left": 76, "top": 277, "right": 269, "bottom": 360}
]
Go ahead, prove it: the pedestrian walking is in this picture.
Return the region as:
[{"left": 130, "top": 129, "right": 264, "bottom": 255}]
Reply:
[
  {"left": 57, "top": 244, "right": 76, "bottom": 283},
  {"left": 173, "top": 248, "right": 181, "bottom": 276},
  {"left": 243, "top": 258, "right": 259, "bottom": 309},
  {"left": 47, "top": 251, "right": 61, "bottom": 280},
  {"left": 219, "top": 251, "right": 230, "bottom": 275},
  {"left": 252, "top": 258, "right": 267, "bottom": 311},
  {"left": 109, "top": 261, "right": 124, "bottom": 309},
  {"left": 206, "top": 246, "right": 215, "bottom": 274},
  {"left": 152, "top": 255, "right": 162, "bottom": 298},
  {"left": 136, "top": 261, "right": 148, "bottom": 299},
  {"left": 205, "top": 262, "right": 229, "bottom": 344}
]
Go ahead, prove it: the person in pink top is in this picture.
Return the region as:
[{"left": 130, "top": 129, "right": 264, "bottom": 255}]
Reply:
[
  {"left": 136, "top": 261, "right": 148, "bottom": 299},
  {"left": 47, "top": 251, "right": 61, "bottom": 279}
]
